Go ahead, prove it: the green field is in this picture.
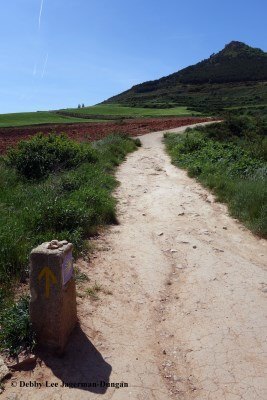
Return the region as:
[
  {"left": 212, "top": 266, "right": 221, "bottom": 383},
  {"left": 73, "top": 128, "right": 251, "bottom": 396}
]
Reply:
[
  {"left": 0, "top": 111, "right": 106, "bottom": 128},
  {"left": 62, "top": 104, "right": 200, "bottom": 118},
  {"left": 0, "top": 105, "right": 201, "bottom": 128}
]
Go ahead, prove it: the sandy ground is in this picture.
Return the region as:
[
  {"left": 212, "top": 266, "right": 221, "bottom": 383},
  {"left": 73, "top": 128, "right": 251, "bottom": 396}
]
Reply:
[{"left": 3, "top": 123, "right": 267, "bottom": 400}]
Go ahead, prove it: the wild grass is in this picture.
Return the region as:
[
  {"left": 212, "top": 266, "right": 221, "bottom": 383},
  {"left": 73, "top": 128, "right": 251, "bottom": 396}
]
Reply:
[
  {"left": 0, "top": 133, "right": 139, "bottom": 355},
  {"left": 74, "top": 267, "right": 90, "bottom": 283},
  {"left": 0, "top": 133, "right": 138, "bottom": 284},
  {"left": 165, "top": 116, "right": 267, "bottom": 237},
  {"left": 85, "top": 282, "right": 102, "bottom": 300},
  {"left": 0, "top": 296, "right": 36, "bottom": 357}
]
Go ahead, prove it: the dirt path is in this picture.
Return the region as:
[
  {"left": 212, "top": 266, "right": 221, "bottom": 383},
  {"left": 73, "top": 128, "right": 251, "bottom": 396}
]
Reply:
[{"left": 3, "top": 124, "right": 267, "bottom": 400}]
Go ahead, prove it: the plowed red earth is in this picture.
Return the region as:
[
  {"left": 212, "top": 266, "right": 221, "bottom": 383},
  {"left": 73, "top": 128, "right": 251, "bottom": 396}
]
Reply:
[{"left": 0, "top": 117, "right": 214, "bottom": 154}]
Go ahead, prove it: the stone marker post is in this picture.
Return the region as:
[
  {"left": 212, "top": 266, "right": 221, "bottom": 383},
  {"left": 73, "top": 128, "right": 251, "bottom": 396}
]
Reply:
[{"left": 30, "top": 240, "right": 78, "bottom": 353}]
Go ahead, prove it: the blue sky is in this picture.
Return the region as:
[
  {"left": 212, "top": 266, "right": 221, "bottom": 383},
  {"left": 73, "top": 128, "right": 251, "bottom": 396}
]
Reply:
[{"left": 0, "top": 0, "right": 266, "bottom": 113}]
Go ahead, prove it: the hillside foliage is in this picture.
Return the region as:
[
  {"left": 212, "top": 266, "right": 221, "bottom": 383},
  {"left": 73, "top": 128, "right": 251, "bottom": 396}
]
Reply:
[{"left": 104, "top": 41, "right": 267, "bottom": 113}]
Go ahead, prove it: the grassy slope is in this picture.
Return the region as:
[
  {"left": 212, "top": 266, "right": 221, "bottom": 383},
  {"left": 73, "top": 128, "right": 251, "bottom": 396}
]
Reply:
[
  {"left": 164, "top": 119, "right": 267, "bottom": 237},
  {"left": 104, "top": 81, "right": 267, "bottom": 114},
  {"left": 62, "top": 104, "right": 200, "bottom": 118},
  {"left": 0, "top": 111, "right": 107, "bottom": 128}
]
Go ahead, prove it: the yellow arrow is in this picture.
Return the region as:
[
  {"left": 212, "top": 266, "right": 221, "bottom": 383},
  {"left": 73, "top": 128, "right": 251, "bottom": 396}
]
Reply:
[{"left": 38, "top": 267, "right": 57, "bottom": 298}]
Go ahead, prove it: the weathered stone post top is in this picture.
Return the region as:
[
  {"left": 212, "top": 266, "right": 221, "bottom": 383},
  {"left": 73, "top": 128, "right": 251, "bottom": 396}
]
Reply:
[
  {"left": 31, "top": 240, "right": 74, "bottom": 286},
  {"left": 30, "top": 239, "right": 77, "bottom": 353}
]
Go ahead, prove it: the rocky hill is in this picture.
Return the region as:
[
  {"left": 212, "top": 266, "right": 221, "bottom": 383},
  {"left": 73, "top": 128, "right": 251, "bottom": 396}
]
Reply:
[{"left": 104, "top": 41, "right": 267, "bottom": 113}]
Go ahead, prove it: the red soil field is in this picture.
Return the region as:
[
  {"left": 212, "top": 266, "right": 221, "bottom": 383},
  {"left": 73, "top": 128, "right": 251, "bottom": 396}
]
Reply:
[{"left": 0, "top": 117, "right": 215, "bottom": 154}]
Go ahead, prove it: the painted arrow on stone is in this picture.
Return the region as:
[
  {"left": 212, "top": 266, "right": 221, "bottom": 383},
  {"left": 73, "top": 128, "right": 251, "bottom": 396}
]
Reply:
[{"left": 38, "top": 267, "right": 57, "bottom": 298}]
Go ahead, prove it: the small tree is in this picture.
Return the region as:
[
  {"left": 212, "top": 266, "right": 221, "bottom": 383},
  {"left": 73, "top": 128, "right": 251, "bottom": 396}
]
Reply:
[
  {"left": 82, "top": 103, "right": 85, "bottom": 108},
  {"left": 78, "top": 104, "right": 81, "bottom": 109}
]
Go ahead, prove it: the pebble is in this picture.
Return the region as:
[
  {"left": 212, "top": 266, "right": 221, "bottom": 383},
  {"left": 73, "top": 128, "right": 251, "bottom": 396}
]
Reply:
[
  {"left": 49, "top": 245, "right": 59, "bottom": 250},
  {"left": 158, "top": 232, "right": 164, "bottom": 236},
  {"left": 50, "top": 239, "right": 60, "bottom": 245},
  {"left": 193, "top": 245, "right": 197, "bottom": 249},
  {"left": 165, "top": 362, "right": 172, "bottom": 367},
  {"left": 170, "top": 249, "right": 178, "bottom": 253},
  {"left": 47, "top": 239, "right": 65, "bottom": 249}
]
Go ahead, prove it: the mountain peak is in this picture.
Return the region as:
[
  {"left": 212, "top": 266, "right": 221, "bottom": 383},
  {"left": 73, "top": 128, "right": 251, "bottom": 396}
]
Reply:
[
  {"left": 217, "top": 41, "right": 265, "bottom": 58},
  {"left": 224, "top": 41, "right": 247, "bottom": 49},
  {"left": 177, "top": 41, "right": 267, "bottom": 83}
]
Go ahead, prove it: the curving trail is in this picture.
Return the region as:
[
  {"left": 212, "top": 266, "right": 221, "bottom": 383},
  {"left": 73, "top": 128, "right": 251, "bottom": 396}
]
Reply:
[{"left": 4, "top": 123, "right": 267, "bottom": 400}]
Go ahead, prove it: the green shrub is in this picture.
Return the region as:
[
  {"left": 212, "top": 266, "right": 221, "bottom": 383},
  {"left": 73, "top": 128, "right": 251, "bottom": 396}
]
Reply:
[
  {"left": 197, "top": 117, "right": 267, "bottom": 161},
  {"left": 225, "top": 115, "right": 252, "bottom": 136},
  {"left": 6, "top": 133, "right": 98, "bottom": 180}
]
